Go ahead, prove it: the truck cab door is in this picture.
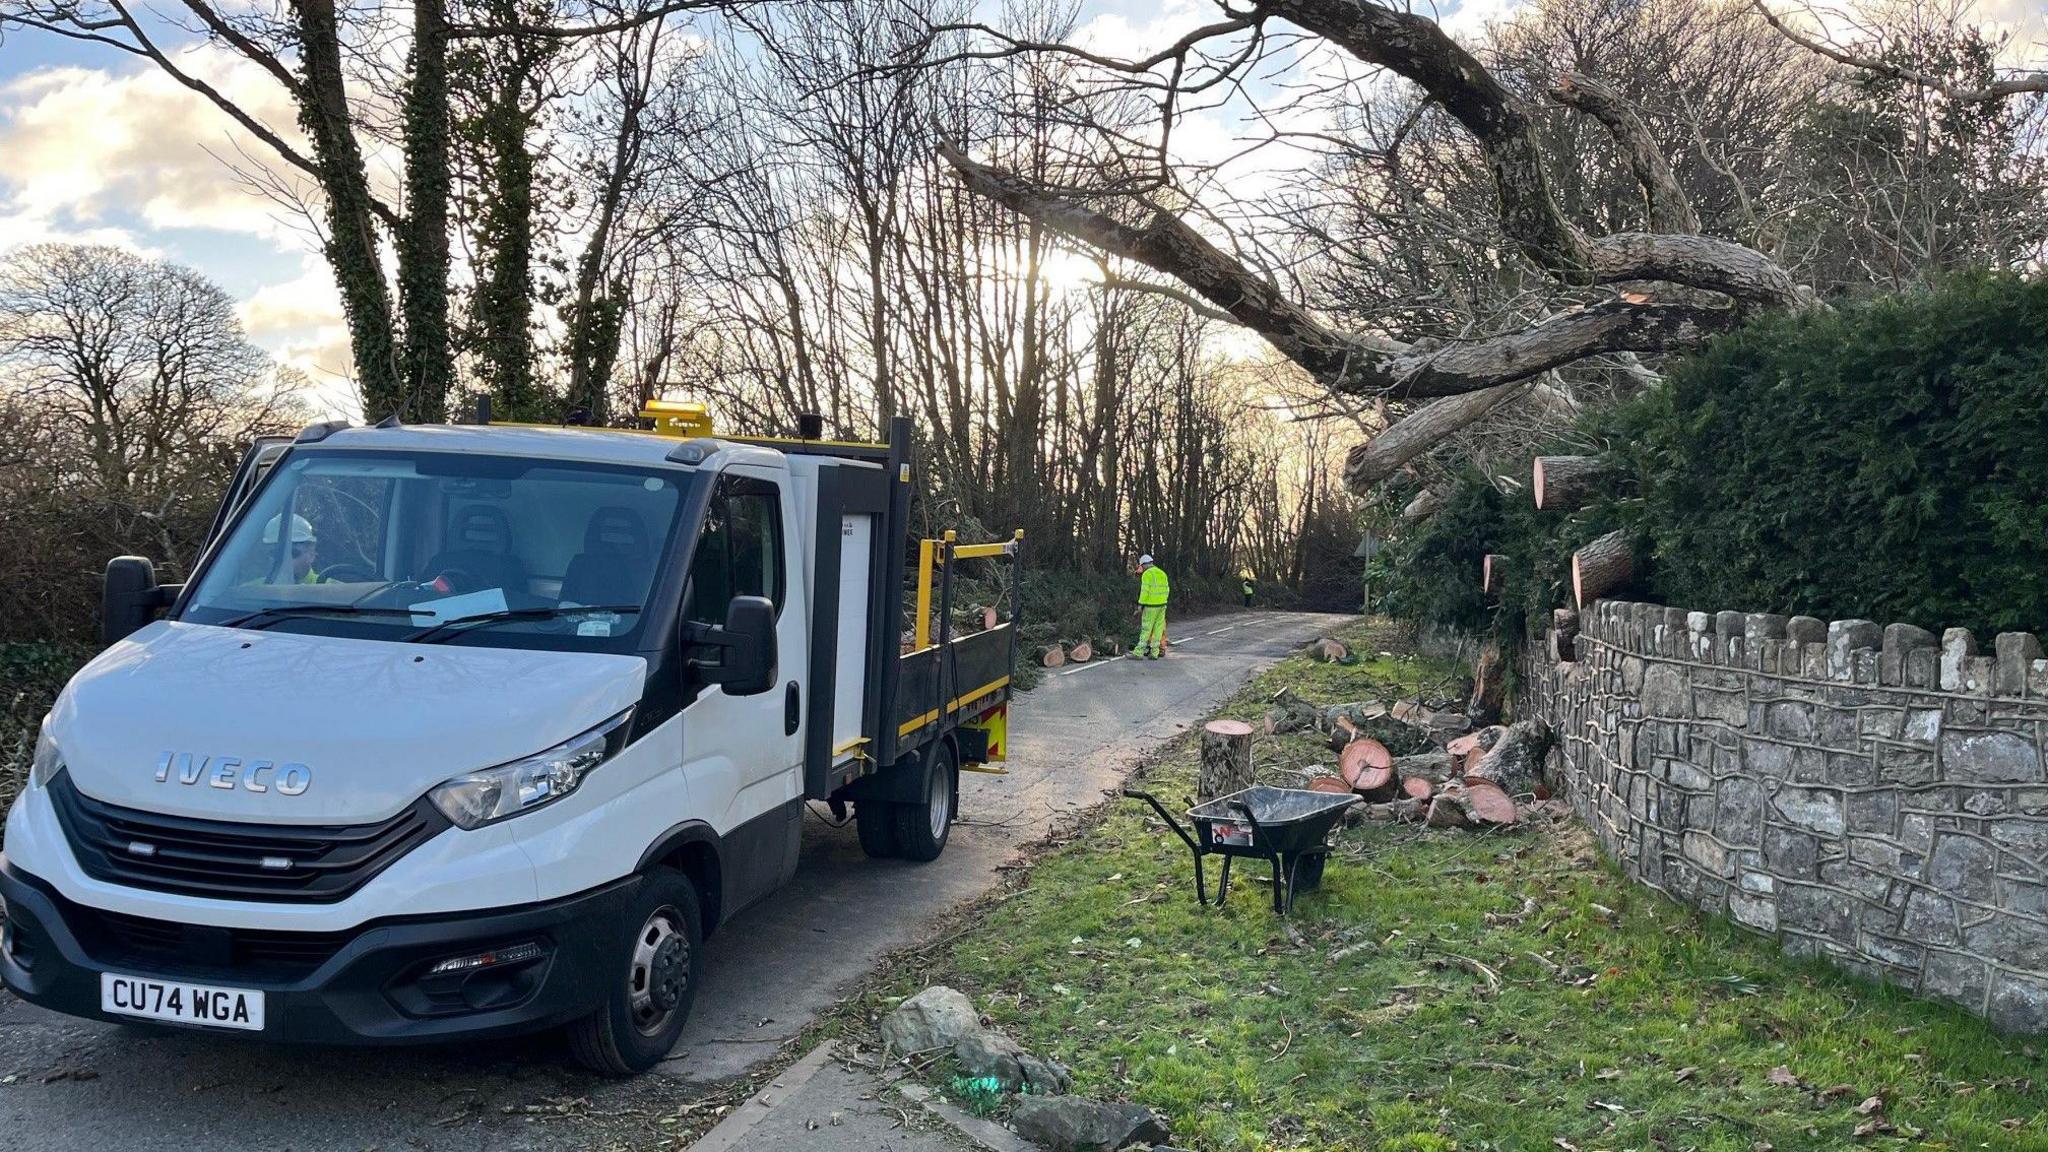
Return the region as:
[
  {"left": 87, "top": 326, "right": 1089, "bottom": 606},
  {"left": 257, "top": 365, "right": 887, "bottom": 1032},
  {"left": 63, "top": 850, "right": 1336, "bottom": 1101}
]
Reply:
[
  {"left": 679, "top": 468, "right": 809, "bottom": 911},
  {"left": 201, "top": 435, "right": 292, "bottom": 551}
]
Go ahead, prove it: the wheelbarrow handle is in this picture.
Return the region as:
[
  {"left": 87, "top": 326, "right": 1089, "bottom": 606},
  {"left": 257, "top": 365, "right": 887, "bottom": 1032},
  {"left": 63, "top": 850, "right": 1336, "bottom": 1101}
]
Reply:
[{"left": 1122, "top": 789, "right": 1199, "bottom": 855}]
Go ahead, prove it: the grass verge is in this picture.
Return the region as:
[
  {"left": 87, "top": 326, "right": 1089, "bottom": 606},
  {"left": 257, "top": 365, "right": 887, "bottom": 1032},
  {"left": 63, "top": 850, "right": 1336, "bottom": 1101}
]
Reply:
[{"left": 852, "top": 619, "right": 2048, "bottom": 1152}]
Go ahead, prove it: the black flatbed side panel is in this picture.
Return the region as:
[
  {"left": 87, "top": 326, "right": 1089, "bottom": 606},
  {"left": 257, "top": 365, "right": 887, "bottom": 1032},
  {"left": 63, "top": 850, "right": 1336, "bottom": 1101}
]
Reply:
[{"left": 892, "top": 623, "right": 1015, "bottom": 751}]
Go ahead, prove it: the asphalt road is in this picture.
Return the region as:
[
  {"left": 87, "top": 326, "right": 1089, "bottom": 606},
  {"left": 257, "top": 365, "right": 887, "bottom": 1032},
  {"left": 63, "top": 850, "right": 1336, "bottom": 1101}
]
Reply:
[{"left": 0, "top": 609, "right": 1348, "bottom": 1151}]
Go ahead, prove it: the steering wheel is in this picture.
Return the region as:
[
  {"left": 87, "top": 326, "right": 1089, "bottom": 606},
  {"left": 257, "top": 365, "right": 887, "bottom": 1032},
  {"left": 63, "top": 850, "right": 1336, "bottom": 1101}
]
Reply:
[
  {"left": 427, "top": 567, "right": 481, "bottom": 594},
  {"left": 318, "top": 562, "right": 376, "bottom": 583}
]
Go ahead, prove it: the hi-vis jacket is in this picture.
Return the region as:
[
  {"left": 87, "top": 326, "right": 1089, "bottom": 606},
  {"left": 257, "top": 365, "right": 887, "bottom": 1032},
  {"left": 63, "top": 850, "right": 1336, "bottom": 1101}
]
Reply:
[{"left": 1139, "top": 566, "right": 1171, "bottom": 607}]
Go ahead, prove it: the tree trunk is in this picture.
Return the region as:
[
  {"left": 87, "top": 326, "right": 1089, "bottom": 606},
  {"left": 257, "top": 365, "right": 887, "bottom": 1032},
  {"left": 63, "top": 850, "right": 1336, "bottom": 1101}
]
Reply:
[
  {"left": 397, "top": 0, "right": 452, "bottom": 423},
  {"left": 293, "top": 0, "right": 401, "bottom": 415},
  {"left": 1198, "top": 720, "right": 1256, "bottom": 800},
  {"left": 1533, "top": 455, "right": 1617, "bottom": 511},
  {"left": 1482, "top": 554, "right": 1508, "bottom": 598},
  {"left": 1571, "top": 530, "right": 1635, "bottom": 608}
]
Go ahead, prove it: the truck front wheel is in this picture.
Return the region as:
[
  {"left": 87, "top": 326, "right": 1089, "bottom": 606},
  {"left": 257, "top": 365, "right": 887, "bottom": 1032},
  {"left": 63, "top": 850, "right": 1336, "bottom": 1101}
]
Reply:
[
  {"left": 567, "top": 867, "right": 703, "bottom": 1075},
  {"left": 892, "top": 742, "right": 956, "bottom": 863}
]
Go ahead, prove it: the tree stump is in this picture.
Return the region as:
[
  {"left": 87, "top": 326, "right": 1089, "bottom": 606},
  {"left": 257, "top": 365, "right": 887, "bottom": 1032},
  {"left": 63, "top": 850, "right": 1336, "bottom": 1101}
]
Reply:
[
  {"left": 1468, "top": 641, "right": 1505, "bottom": 725},
  {"left": 1198, "top": 720, "right": 1256, "bottom": 800},
  {"left": 1481, "top": 554, "right": 1508, "bottom": 598},
  {"left": 1552, "top": 608, "right": 1581, "bottom": 662},
  {"left": 1533, "top": 455, "right": 1617, "bottom": 511},
  {"left": 1571, "top": 530, "right": 1634, "bottom": 609}
]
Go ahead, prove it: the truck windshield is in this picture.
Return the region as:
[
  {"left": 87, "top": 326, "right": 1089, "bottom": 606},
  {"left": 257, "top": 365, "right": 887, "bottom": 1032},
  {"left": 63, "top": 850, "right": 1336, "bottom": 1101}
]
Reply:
[{"left": 179, "top": 449, "right": 691, "bottom": 651}]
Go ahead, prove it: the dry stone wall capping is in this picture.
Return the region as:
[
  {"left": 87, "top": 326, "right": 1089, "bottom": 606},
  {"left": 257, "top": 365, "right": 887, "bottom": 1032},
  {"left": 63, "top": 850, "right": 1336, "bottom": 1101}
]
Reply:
[{"left": 1519, "top": 600, "right": 2048, "bottom": 1033}]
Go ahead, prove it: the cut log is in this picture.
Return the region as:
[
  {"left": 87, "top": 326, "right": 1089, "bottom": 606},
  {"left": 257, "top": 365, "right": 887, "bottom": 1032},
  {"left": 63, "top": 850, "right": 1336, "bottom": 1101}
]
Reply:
[
  {"left": 1069, "top": 640, "right": 1093, "bottom": 663},
  {"left": 1425, "top": 792, "right": 1470, "bottom": 829},
  {"left": 1392, "top": 699, "right": 1473, "bottom": 737},
  {"left": 1327, "top": 716, "right": 1359, "bottom": 751},
  {"left": 1461, "top": 779, "right": 1519, "bottom": 826},
  {"left": 1468, "top": 641, "right": 1505, "bottom": 725},
  {"left": 1198, "top": 720, "right": 1256, "bottom": 800},
  {"left": 1571, "top": 530, "right": 1635, "bottom": 609},
  {"left": 982, "top": 605, "right": 999, "bottom": 630},
  {"left": 1264, "top": 688, "right": 1320, "bottom": 735},
  {"left": 1307, "top": 775, "right": 1352, "bottom": 796},
  {"left": 1340, "top": 738, "right": 1397, "bottom": 800},
  {"left": 1465, "top": 720, "right": 1554, "bottom": 796},
  {"left": 1307, "top": 637, "right": 1350, "bottom": 663},
  {"left": 1553, "top": 608, "right": 1581, "bottom": 662},
  {"left": 1533, "top": 455, "right": 1618, "bottom": 511},
  {"left": 1482, "top": 554, "right": 1508, "bottom": 598},
  {"left": 1042, "top": 645, "right": 1066, "bottom": 668},
  {"left": 1366, "top": 798, "right": 1426, "bottom": 822},
  {"left": 1389, "top": 751, "right": 1455, "bottom": 784},
  {"left": 1401, "top": 775, "right": 1435, "bottom": 803}
]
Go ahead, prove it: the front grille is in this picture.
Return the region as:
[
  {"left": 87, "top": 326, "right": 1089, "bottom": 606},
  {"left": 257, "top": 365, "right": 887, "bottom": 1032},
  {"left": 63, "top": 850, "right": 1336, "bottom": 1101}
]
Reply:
[
  {"left": 49, "top": 771, "right": 448, "bottom": 903},
  {"left": 94, "top": 908, "right": 354, "bottom": 980}
]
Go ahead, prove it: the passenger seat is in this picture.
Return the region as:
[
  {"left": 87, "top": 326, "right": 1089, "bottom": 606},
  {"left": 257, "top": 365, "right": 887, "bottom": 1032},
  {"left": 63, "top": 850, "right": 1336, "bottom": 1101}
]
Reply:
[
  {"left": 424, "top": 505, "right": 529, "bottom": 593},
  {"left": 560, "top": 506, "right": 652, "bottom": 607}
]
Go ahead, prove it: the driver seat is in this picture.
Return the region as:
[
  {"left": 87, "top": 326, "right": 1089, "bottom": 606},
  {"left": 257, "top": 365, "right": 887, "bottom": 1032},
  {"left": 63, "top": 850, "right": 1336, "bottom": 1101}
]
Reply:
[
  {"left": 425, "top": 504, "right": 528, "bottom": 592},
  {"left": 561, "top": 506, "right": 652, "bottom": 607}
]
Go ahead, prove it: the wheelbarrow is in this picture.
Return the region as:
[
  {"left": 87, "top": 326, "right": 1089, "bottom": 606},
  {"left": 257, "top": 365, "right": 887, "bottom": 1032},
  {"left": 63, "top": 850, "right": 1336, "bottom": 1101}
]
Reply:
[{"left": 1123, "top": 785, "right": 1359, "bottom": 913}]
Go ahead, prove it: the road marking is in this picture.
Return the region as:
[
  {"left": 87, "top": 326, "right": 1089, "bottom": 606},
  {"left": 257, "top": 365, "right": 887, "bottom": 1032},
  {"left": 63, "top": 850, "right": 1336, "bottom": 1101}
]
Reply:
[{"left": 1059, "top": 653, "right": 1128, "bottom": 675}]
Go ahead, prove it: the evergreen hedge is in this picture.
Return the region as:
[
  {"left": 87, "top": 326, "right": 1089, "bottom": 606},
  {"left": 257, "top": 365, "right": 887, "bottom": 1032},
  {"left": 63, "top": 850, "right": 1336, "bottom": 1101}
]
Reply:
[{"left": 1382, "top": 272, "right": 2048, "bottom": 643}]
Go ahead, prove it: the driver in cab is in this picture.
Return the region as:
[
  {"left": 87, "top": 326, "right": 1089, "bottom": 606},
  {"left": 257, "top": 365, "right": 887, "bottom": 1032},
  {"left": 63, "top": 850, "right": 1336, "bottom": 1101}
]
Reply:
[{"left": 255, "top": 514, "right": 329, "bottom": 585}]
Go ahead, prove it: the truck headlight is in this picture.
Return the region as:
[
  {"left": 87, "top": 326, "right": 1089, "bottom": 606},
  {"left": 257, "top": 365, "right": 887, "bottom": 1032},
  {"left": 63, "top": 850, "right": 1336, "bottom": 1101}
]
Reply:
[
  {"left": 30, "top": 718, "right": 61, "bottom": 788},
  {"left": 427, "top": 711, "right": 633, "bottom": 830}
]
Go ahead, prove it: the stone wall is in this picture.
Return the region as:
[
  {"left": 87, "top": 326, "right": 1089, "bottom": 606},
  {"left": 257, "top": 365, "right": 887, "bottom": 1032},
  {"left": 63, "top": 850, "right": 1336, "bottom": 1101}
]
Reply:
[{"left": 1521, "top": 600, "right": 2048, "bottom": 1033}]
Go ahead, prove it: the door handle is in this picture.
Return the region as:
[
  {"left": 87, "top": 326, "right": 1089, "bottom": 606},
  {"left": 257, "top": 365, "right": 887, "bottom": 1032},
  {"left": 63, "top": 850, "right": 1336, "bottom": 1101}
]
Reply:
[{"left": 784, "top": 681, "right": 801, "bottom": 736}]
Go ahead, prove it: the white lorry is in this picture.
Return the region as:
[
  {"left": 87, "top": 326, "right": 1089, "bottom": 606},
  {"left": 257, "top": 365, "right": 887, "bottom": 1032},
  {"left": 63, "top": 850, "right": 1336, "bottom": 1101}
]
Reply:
[{"left": 0, "top": 404, "right": 1020, "bottom": 1073}]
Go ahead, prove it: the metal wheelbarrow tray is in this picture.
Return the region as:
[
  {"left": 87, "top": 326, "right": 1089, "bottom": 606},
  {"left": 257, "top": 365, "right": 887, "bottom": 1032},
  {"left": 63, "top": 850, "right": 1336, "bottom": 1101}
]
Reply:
[{"left": 1124, "top": 785, "right": 1359, "bottom": 913}]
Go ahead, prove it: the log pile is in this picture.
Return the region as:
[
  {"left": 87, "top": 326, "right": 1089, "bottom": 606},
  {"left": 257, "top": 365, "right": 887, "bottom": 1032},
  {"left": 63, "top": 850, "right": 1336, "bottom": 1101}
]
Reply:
[{"left": 1349, "top": 720, "right": 1554, "bottom": 829}]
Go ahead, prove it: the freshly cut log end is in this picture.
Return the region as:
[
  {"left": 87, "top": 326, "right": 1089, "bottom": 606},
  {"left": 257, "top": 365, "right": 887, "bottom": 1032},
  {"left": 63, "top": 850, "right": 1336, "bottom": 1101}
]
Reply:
[
  {"left": 1460, "top": 780, "right": 1519, "bottom": 826},
  {"left": 1308, "top": 776, "right": 1352, "bottom": 795},
  {"left": 1069, "top": 641, "right": 1093, "bottom": 663},
  {"left": 982, "top": 606, "right": 999, "bottom": 630},
  {"left": 1482, "top": 554, "right": 1508, "bottom": 598},
  {"left": 1199, "top": 720, "right": 1256, "bottom": 800},
  {"left": 1533, "top": 455, "right": 1617, "bottom": 511},
  {"left": 1571, "top": 530, "right": 1635, "bottom": 609},
  {"left": 1339, "top": 738, "right": 1395, "bottom": 799},
  {"left": 1307, "top": 637, "right": 1350, "bottom": 663},
  {"left": 1402, "top": 776, "right": 1435, "bottom": 802},
  {"left": 1042, "top": 645, "right": 1066, "bottom": 668}
]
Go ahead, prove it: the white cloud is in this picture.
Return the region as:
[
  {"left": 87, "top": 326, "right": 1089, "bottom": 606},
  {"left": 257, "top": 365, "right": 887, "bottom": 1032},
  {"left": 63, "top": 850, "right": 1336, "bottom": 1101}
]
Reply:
[
  {"left": 237, "top": 260, "right": 360, "bottom": 420},
  {"left": 0, "top": 52, "right": 324, "bottom": 245}
]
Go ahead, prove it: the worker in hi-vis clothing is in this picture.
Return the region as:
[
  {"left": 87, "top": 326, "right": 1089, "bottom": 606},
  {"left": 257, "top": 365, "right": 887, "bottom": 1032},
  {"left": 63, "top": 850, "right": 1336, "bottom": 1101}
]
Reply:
[
  {"left": 1135, "top": 554, "right": 1171, "bottom": 659},
  {"left": 1240, "top": 568, "right": 1256, "bottom": 608}
]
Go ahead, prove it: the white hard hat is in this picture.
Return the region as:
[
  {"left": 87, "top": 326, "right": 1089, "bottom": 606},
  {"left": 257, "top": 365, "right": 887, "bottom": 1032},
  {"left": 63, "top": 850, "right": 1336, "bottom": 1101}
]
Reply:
[
  {"left": 262, "top": 513, "right": 317, "bottom": 545},
  {"left": 1138, "top": 554, "right": 1154, "bottom": 566}
]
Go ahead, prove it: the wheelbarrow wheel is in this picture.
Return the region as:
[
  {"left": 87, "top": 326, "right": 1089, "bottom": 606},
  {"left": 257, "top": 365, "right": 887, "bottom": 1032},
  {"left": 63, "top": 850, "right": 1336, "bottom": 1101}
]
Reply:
[{"left": 1291, "top": 853, "right": 1326, "bottom": 893}]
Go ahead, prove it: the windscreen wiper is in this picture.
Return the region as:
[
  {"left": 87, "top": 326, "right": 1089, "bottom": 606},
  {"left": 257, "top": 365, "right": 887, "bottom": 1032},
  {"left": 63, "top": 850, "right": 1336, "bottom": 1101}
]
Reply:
[
  {"left": 403, "top": 605, "right": 643, "bottom": 644},
  {"left": 219, "top": 605, "right": 425, "bottom": 630}
]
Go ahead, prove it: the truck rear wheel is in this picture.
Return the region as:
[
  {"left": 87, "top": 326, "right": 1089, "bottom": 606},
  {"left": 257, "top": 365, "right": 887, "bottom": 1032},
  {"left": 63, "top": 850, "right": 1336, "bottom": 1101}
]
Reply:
[
  {"left": 855, "top": 801, "right": 901, "bottom": 859},
  {"left": 567, "top": 867, "right": 702, "bottom": 1076},
  {"left": 892, "top": 742, "right": 955, "bottom": 863}
]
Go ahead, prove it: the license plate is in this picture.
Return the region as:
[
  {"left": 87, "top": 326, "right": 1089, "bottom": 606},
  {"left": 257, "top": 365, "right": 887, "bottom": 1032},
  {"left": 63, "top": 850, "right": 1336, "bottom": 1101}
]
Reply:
[{"left": 100, "top": 972, "right": 264, "bottom": 1031}]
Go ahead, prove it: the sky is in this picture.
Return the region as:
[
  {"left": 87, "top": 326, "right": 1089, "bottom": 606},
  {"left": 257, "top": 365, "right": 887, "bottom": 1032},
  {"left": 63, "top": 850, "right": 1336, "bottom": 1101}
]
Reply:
[{"left": 0, "top": 0, "right": 2040, "bottom": 420}]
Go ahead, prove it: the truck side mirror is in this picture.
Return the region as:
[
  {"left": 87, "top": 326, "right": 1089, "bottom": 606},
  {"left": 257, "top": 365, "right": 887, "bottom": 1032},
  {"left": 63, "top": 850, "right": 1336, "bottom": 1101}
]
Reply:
[
  {"left": 102, "top": 556, "right": 178, "bottom": 646},
  {"left": 693, "top": 595, "right": 776, "bottom": 696}
]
